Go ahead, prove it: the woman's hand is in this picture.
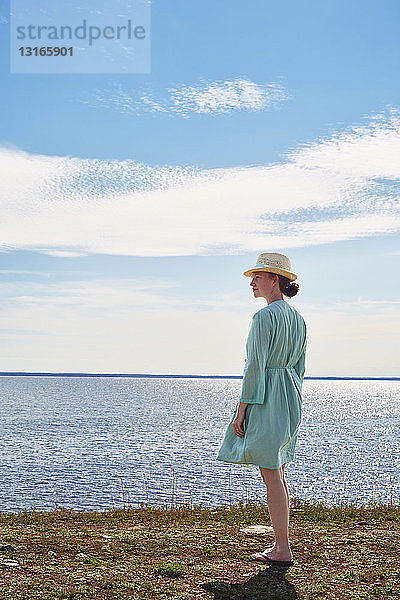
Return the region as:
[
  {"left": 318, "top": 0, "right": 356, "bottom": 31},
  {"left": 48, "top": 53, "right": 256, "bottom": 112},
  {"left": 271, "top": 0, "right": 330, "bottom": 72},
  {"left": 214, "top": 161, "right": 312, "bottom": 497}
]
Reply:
[{"left": 233, "top": 406, "right": 246, "bottom": 437}]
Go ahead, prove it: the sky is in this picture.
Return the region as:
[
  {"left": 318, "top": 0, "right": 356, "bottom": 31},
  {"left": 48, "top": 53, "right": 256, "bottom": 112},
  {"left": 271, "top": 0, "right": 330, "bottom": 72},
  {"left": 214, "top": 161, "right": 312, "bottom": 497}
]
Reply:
[{"left": 0, "top": 0, "right": 399, "bottom": 376}]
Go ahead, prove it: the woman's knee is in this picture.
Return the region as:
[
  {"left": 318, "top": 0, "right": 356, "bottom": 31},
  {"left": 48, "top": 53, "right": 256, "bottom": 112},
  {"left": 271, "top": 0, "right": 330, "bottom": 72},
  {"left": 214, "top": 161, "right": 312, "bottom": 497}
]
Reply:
[{"left": 259, "top": 465, "right": 284, "bottom": 484}]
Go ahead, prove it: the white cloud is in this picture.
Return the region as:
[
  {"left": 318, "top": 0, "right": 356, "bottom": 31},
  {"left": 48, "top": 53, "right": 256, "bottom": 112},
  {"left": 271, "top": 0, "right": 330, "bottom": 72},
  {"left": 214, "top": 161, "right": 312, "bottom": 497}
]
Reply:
[
  {"left": 41, "top": 250, "right": 89, "bottom": 258},
  {"left": 7, "top": 278, "right": 182, "bottom": 310},
  {"left": 84, "top": 77, "right": 289, "bottom": 116},
  {"left": 0, "top": 270, "right": 51, "bottom": 276},
  {"left": 168, "top": 79, "right": 288, "bottom": 116},
  {"left": 0, "top": 108, "right": 399, "bottom": 257},
  {"left": 288, "top": 107, "right": 400, "bottom": 179}
]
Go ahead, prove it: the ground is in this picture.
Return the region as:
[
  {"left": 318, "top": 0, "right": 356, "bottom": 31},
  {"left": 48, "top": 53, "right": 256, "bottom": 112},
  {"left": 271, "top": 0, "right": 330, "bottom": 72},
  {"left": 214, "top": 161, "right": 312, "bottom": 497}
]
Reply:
[{"left": 0, "top": 497, "right": 398, "bottom": 599}]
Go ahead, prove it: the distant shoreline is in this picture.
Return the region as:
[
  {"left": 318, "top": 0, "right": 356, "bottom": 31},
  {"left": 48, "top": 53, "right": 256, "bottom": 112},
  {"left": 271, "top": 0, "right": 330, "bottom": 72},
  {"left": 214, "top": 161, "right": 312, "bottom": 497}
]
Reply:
[{"left": 0, "top": 372, "right": 398, "bottom": 381}]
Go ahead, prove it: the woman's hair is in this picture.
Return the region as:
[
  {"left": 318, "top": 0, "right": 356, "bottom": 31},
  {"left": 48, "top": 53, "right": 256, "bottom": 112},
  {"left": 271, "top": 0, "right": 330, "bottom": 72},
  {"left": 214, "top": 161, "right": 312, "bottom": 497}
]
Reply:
[{"left": 267, "top": 272, "right": 300, "bottom": 298}]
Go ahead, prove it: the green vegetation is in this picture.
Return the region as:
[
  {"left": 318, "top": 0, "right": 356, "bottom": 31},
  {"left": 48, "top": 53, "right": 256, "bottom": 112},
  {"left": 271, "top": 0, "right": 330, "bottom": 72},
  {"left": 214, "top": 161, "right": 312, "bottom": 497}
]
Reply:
[{"left": 0, "top": 496, "right": 398, "bottom": 599}]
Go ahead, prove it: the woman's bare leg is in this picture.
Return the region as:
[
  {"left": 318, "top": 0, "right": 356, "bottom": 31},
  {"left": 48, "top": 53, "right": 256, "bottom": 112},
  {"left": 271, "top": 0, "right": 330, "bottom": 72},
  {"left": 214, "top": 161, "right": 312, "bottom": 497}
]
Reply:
[
  {"left": 258, "top": 463, "right": 293, "bottom": 560},
  {"left": 261, "top": 463, "right": 289, "bottom": 552},
  {"left": 260, "top": 463, "right": 290, "bottom": 552},
  {"left": 281, "top": 463, "right": 290, "bottom": 512}
]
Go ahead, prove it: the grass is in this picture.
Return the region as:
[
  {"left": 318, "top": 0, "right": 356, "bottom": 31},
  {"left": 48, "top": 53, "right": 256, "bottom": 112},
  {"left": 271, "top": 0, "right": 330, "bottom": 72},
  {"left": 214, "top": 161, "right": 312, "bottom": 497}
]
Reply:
[{"left": 0, "top": 495, "right": 398, "bottom": 599}]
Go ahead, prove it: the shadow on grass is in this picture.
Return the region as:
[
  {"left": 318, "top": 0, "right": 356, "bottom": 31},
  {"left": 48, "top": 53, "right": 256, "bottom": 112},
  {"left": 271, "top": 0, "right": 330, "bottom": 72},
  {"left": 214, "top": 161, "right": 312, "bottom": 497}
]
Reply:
[{"left": 201, "top": 564, "right": 297, "bottom": 599}]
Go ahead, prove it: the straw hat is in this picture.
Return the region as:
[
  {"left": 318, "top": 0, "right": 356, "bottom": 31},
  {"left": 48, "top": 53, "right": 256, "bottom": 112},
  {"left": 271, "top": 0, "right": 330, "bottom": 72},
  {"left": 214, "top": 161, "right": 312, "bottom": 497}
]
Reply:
[{"left": 243, "top": 252, "right": 297, "bottom": 281}]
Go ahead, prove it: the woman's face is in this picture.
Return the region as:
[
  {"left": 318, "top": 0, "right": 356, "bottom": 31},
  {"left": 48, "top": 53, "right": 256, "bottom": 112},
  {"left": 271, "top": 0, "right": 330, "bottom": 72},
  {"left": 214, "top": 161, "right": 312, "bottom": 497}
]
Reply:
[{"left": 250, "top": 271, "right": 277, "bottom": 299}]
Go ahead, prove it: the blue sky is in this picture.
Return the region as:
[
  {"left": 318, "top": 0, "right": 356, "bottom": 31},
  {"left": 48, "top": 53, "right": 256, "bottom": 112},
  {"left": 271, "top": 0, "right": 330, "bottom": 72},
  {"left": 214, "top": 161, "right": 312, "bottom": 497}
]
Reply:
[{"left": 0, "top": 0, "right": 399, "bottom": 376}]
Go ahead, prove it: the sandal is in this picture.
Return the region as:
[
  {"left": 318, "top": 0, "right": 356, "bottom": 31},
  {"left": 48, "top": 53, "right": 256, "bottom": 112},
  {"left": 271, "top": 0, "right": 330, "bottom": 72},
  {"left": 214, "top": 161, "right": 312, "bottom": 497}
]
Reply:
[{"left": 251, "top": 551, "right": 294, "bottom": 566}]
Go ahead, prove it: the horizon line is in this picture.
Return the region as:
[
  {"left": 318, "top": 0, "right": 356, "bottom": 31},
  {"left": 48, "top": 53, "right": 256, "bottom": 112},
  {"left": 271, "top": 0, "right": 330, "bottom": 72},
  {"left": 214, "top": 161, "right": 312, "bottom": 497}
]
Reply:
[{"left": 0, "top": 371, "right": 398, "bottom": 381}]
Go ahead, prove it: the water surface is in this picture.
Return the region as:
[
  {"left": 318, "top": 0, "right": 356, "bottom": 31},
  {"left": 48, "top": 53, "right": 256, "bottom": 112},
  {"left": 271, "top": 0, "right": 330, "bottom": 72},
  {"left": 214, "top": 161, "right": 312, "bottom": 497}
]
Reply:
[{"left": 0, "top": 376, "right": 398, "bottom": 512}]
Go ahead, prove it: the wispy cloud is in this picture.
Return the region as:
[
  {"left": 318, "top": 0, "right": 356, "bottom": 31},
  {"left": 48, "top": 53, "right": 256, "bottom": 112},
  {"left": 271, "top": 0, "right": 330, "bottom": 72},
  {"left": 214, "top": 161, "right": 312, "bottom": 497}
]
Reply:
[
  {"left": 83, "top": 77, "right": 289, "bottom": 117},
  {"left": 0, "top": 270, "right": 51, "bottom": 276},
  {"left": 38, "top": 250, "right": 90, "bottom": 258},
  {"left": 0, "top": 108, "right": 399, "bottom": 257},
  {"left": 7, "top": 278, "right": 182, "bottom": 310}
]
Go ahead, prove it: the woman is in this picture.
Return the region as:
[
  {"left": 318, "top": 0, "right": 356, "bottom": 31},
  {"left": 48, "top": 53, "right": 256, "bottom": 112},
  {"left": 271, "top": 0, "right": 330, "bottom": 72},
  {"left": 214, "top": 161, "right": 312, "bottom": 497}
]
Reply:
[{"left": 216, "top": 252, "right": 307, "bottom": 567}]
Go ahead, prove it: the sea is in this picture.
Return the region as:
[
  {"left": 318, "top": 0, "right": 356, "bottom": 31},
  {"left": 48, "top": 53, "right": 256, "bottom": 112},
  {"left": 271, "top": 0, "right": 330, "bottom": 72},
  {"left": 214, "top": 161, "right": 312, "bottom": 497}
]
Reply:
[{"left": 0, "top": 375, "right": 398, "bottom": 513}]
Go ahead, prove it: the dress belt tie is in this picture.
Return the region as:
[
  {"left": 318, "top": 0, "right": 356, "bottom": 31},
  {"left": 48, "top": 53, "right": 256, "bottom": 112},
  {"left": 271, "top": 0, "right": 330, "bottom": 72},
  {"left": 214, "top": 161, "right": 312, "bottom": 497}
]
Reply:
[{"left": 267, "top": 366, "right": 295, "bottom": 369}]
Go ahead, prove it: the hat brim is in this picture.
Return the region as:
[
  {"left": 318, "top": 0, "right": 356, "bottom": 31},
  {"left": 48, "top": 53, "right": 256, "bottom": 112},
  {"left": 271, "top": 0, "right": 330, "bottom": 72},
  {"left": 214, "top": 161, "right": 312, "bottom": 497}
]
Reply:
[{"left": 243, "top": 265, "right": 297, "bottom": 281}]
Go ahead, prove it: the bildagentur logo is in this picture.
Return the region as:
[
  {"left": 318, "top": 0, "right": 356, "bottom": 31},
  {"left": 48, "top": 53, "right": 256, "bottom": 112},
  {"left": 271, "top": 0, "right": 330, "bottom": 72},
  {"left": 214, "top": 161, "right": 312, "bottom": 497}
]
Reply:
[
  {"left": 15, "top": 18, "right": 146, "bottom": 47},
  {"left": 10, "top": 0, "right": 151, "bottom": 74}
]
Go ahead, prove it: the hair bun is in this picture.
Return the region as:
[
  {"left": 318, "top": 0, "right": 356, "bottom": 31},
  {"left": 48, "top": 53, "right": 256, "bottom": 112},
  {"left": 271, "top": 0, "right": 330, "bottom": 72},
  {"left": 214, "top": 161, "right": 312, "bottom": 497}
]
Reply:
[{"left": 277, "top": 275, "right": 300, "bottom": 298}]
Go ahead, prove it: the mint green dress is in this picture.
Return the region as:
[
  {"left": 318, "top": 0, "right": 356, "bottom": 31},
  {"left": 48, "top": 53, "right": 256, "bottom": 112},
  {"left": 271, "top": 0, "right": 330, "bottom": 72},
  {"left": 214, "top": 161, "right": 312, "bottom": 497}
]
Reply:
[{"left": 216, "top": 299, "right": 307, "bottom": 469}]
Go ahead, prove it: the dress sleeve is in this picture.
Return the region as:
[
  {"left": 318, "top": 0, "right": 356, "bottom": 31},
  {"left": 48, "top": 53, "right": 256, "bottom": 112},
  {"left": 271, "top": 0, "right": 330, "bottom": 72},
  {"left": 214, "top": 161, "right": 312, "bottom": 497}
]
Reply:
[
  {"left": 238, "top": 311, "right": 270, "bottom": 404},
  {"left": 293, "top": 318, "right": 307, "bottom": 387},
  {"left": 293, "top": 346, "right": 306, "bottom": 381}
]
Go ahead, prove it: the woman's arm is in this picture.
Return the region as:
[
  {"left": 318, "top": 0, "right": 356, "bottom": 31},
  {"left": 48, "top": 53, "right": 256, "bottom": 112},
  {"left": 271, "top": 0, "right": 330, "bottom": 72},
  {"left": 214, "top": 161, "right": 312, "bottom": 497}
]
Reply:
[
  {"left": 238, "top": 310, "right": 271, "bottom": 405},
  {"left": 293, "top": 321, "right": 307, "bottom": 383},
  {"left": 293, "top": 346, "right": 306, "bottom": 381},
  {"left": 233, "top": 311, "right": 270, "bottom": 437}
]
